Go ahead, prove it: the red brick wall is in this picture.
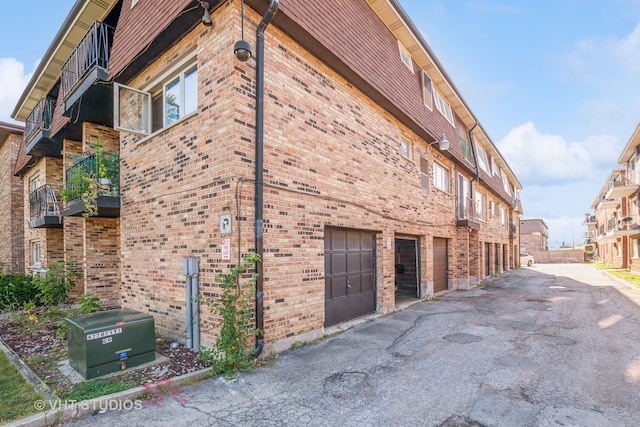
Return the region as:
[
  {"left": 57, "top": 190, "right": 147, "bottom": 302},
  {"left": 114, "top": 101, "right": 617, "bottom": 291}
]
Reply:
[
  {"left": 0, "top": 132, "right": 25, "bottom": 274},
  {"left": 111, "top": 2, "right": 516, "bottom": 349}
]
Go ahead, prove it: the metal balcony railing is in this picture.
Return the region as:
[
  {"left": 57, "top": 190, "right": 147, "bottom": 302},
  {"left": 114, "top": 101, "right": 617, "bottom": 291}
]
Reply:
[
  {"left": 457, "top": 196, "right": 481, "bottom": 221},
  {"left": 24, "top": 98, "right": 55, "bottom": 145},
  {"left": 64, "top": 152, "right": 119, "bottom": 201},
  {"left": 61, "top": 21, "right": 115, "bottom": 100},
  {"left": 29, "top": 184, "right": 62, "bottom": 220}
]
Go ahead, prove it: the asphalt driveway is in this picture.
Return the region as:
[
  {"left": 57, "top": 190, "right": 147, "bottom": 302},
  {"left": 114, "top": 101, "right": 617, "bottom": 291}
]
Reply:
[{"left": 59, "top": 263, "right": 640, "bottom": 427}]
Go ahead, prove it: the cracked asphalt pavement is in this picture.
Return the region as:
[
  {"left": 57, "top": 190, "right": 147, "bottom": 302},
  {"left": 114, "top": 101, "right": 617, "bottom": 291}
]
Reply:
[{"left": 64, "top": 264, "right": 640, "bottom": 426}]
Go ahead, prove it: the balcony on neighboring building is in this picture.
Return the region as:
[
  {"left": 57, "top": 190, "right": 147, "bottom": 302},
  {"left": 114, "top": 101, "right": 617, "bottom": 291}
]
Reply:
[
  {"left": 456, "top": 196, "right": 481, "bottom": 230},
  {"left": 29, "top": 184, "right": 63, "bottom": 228},
  {"left": 605, "top": 177, "right": 639, "bottom": 200},
  {"left": 60, "top": 21, "right": 115, "bottom": 126},
  {"left": 24, "top": 98, "right": 62, "bottom": 158},
  {"left": 62, "top": 152, "right": 120, "bottom": 217},
  {"left": 597, "top": 194, "right": 621, "bottom": 210}
]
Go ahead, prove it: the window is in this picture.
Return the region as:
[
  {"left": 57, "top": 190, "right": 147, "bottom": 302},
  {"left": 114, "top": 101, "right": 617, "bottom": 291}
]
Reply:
[
  {"left": 420, "top": 157, "right": 429, "bottom": 190},
  {"left": 474, "top": 190, "right": 485, "bottom": 220},
  {"left": 131, "top": 0, "right": 139, "bottom": 7},
  {"left": 434, "top": 90, "right": 454, "bottom": 125},
  {"left": 398, "top": 41, "right": 414, "bottom": 72},
  {"left": 457, "top": 174, "right": 469, "bottom": 219},
  {"left": 114, "top": 58, "right": 198, "bottom": 135},
  {"left": 500, "top": 207, "right": 506, "bottom": 227},
  {"left": 634, "top": 239, "right": 640, "bottom": 259},
  {"left": 501, "top": 169, "right": 511, "bottom": 194},
  {"left": 490, "top": 200, "right": 498, "bottom": 217},
  {"left": 401, "top": 139, "right": 412, "bottom": 159},
  {"left": 421, "top": 71, "right": 433, "bottom": 109},
  {"left": 434, "top": 162, "right": 449, "bottom": 192},
  {"left": 491, "top": 157, "right": 500, "bottom": 176},
  {"left": 30, "top": 241, "right": 41, "bottom": 266},
  {"left": 29, "top": 175, "right": 41, "bottom": 193},
  {"left": 476, "top": 143, "right": 490, "bottom": 174},
  {"left": 459, "top": 137, "right": 475, "bottom": 165}
]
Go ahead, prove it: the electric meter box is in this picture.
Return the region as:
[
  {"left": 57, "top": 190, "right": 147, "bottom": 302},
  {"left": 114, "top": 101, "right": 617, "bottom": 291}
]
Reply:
[{"left": 66, "top": 308, "right": 155, "bottom": 379}]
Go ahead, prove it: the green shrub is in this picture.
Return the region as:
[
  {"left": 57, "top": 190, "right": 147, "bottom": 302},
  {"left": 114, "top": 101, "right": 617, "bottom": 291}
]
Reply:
[
  {"left": 199, "top": 253, "right": 261, "bottom": 376},
  {"left": 33, "top": 262, "right": 79, "bottom": 306},
  {"left": 0, "top": 275, "right": 39, "bottom": 310}
]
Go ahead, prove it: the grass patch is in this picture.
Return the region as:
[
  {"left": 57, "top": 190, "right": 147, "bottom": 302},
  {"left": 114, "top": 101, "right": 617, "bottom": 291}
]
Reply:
[
  {"left": 604, "top": 270, "right": 640, "bottom": 288},
  {"left": 0, "top": 350, "right": 43, "bottom": 423},
  {"left": 59, "top": 379, "right": 131, "bottom": 402}
]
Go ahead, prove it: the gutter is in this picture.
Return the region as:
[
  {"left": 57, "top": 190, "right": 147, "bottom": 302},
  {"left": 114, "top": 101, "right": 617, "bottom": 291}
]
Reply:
[{"left": 253, "top": 0, "right": 279, "bottom": 357}]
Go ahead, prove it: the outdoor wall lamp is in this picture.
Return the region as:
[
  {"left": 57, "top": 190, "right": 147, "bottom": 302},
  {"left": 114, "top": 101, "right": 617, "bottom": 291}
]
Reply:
[
  {"left": 199, "top": 1, "right": 213, "bottom": 26},
  {"left": 428, "top": 134, "right": 450, "bottom": 151},
  {"left": 234, "top": 0, "right": 253, "bottom": 61}
]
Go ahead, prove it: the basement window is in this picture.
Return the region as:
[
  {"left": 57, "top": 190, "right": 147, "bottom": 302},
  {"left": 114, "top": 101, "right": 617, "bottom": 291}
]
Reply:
[{"left": 114, "top": 57, "right": 198, "bottom": 136}]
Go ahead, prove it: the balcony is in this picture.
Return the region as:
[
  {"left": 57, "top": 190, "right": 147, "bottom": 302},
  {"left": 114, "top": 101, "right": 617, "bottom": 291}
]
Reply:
[
  {"left": 60, "top": 21, "right": 115, "bottom": 126},
  {"left": 28, "top": 184, "right": 63, "bottom": 228},
  {"left": 509, "top": 224, "right": 517, "bottom": 239},
  {"left": 597, "top": 197, "right": 620, "bottom": 210},
  {"left": 24, "top": 98, "right": 61, "bottom": 158},
  {"left": 583, "top": 214, "right": 596, "bottom": 225},
  {"left": 456, "top": 197, "right": 481, "bottom": 230},
  {"left": 62, "top": 151, "right": 120, "bottom": 217},
  {"left": 605, "top": 178, "right": 638, "bottom": 199}
]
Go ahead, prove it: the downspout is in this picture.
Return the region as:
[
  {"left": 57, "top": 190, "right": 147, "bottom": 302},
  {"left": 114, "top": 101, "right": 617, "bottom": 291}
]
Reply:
[{"left": 254, "top": 0, "right": 279, "bottom": 357}]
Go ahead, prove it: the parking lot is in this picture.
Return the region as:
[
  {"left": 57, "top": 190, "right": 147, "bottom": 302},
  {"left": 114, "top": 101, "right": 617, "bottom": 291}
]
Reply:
[{"left": 57, "top": 263, "right": 640, "bottom": 427}]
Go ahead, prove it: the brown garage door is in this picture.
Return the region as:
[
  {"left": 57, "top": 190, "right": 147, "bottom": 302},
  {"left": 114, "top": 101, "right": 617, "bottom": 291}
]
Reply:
[
  {"left": 433, "top": 238, "right": 448, "bottom": 293},
  {"left": 324, "top": 228, "right": 375, "bottom": 327}
]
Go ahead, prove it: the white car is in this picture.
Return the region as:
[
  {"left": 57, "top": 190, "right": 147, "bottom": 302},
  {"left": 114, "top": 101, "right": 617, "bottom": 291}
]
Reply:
[{"left": 520, "top": 253, "right": 535, "bottom": 267}]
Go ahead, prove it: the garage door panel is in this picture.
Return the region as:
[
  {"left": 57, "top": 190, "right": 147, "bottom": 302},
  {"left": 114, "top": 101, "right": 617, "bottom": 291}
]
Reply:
[
  {"left": 332, "top": 253, "right": 347, "bottom": 274},
  {"left": 325, "top": 228, "right": 376, "bottom": 327},
  {"left": 361, "top": 253, "right": 373, "bottom": 270},
  {"left": 331, "top": 277, "right": 348, "bottom": 299},
  {"left": 433, "top": 238, "right": 448, "bottom": 293}
]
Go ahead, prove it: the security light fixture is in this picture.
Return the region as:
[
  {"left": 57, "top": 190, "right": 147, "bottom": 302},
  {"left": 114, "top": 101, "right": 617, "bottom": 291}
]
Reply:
[
  {"left": 199, "top": 1, "right": 212, "bottom": 26},
  {"left": 234, "top": 0, "right": 253, "bottom": 61},
  {"left": 429, "top": 134, "right": 449, "bottom": 151}
]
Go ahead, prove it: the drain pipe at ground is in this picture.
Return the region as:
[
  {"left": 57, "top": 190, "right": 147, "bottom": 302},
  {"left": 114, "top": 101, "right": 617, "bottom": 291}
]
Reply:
[
  {"left": 254, "top": 0, "right": 279, "bottom": 358},
  {"left": 183, "top": 256, "right": 201, "bottom": 351}
]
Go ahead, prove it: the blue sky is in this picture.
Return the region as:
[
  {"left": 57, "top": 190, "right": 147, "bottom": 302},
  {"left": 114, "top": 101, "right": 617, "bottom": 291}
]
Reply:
[{"left": 2, "top": 1, "right": 640, "bottom": 248}]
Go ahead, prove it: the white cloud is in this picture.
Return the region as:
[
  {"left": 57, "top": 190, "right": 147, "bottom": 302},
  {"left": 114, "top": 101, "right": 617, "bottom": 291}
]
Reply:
[
  {"left": 577, "top": 101, "right": 626, "bottom": 126},
  {"left": 497, "top": 122, "right": 618, "bottom": 186},
  {"left": 612, "top": 23, "right": 640, "bottom": 73},
  {"left": 0, "top": 57, "right": 32, "bottom": 123}
]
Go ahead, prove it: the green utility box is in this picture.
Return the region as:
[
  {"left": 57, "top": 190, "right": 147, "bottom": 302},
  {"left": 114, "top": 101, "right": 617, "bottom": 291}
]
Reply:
[{"left": 66, "top": 308, "right": 155, "bottom": 379}]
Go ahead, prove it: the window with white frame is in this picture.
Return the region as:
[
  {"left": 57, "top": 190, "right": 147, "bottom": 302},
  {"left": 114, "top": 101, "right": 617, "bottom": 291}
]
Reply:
[
  {"left": 474, "top": 190, "right": 485, "bottom": 220},
  {"left": 634, "top": 238, "right": 640, "bottom": 259},
  {"left": 501, "top": 169, "right": 511, "bottom": 194},
  {"left": 31, "top": 241, "right": 41, "bottom": 266},
  {"left": 457, "top": 174, "right": 469, "bottom": 219},
  {"left": 29, "top": 174, "right": 41, "bottom": 193},
  {"left": 398, "top": 41, "right": 414, "bottom": 72},
  {"left": 421, "top": 71, "right": 433, "bottom": 109},
  {"left": 475, "top": 143, "right": 490, "bottom": 174},
  {"left": 433, "top": 162, "right": 449, "bottom": 192},
  {"left": 500, "top": 206, "right": 506, "bottom": 227},
  {"left": 114, "top": 56, "right": 198, "bottom": 135},
  {"left": 491, "top": 157, "right": 499, "bottom": 176},
  {"left": 420, "top": 157, "right": 429, "bottom": 190},
  {"left": 401, "top": 139, "right": 412, "bottom": 159},
  {"left": 434, "top": 90, "right": 454, "bottom": 125}
]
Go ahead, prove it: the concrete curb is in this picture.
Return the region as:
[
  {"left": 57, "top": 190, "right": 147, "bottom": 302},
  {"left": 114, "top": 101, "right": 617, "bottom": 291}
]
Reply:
[
  {"left": 4, "top": 367, "right": 213, "bottom": 427},
  {"left": 0, "top": 336, "right": 57, "bottom": 402}
]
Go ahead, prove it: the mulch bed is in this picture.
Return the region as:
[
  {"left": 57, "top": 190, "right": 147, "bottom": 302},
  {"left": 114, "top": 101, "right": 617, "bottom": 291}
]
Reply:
[{"left": 0, "top": 309, "right": 209, "bottom": 396}]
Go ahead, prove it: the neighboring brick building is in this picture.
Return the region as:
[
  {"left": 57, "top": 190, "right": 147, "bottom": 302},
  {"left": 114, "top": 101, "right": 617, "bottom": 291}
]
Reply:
[
  {"left": 0, "top": 122, "right": 26, "bottom": 274},
  {"left": 520, "top": 218, "right": 549, "bottom": 253},
  {"left": 589, "top": 124, "right": 640, "bottom": 270},
  {"left": 10, "top": 0, "right": 522, "bottom": 352}
]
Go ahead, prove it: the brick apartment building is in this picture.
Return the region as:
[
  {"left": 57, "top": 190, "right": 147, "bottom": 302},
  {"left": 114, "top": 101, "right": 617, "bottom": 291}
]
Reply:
[
  {"left": 7, "top": 0, "right": 522, "bottom": 351},
  {"left": 588, "top": 124, "right": 640, "bottom": 271},
  {"left": 0, "top": 122, "right": 26, "bottom": 274},
  {"left": 519, "top": 218, "right": 549, "bottom": 253}
]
